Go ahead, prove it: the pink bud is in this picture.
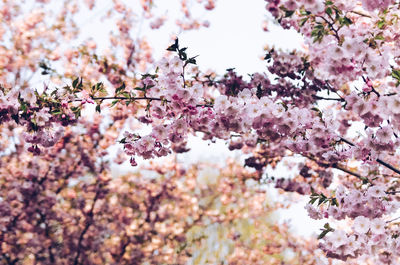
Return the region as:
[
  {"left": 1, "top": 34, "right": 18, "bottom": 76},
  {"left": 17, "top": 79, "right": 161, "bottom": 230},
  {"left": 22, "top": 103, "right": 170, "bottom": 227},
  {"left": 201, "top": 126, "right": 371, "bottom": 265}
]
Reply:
[
  {"left": 363, "top": 86, "right": 372, "bottom": 92},
  {"left": 130, "top": 157, "right": 137, "bottom": 166}
]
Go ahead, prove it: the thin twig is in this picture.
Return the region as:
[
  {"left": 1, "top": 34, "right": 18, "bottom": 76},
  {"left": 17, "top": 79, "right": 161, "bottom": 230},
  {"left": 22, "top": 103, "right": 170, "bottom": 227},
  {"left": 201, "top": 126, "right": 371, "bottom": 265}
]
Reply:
[
  {"left": 377, "top": 158, "right": 400, "bottom": 175},
  {"left": 349, "top": 10, "right": 372, "bottom": 18},
  {"left": 332, "top": 163, "right": 363, "bottom": 180},
  {"left": 69, "top": 96, "right": 165, "bottom": 103},
  {"left": 385, "top": 190, "right": 400, "bottom": 195},
  {"left": 387, "top": 216, "right": 400, "bottom": 223},
  {"left": 73, "top": 185, "right": 101, "bottom": 265},
  {"left": 316, "top": 15, "right": 341, "bottom": 42},
  {"left": 339, "top": 137, "right": 400, "bottom": 176},
  {"left": 302, "top": 153, "right": 362, "bottom": 180},
  {"left": 70, "top": 96, "right": 212, "bottom": 108},
  {"left": 313, "top": 95, "right": 345, "bottom": 102},
  {"left": 362, "top": 76, "right": 380, "bottom": 97}
]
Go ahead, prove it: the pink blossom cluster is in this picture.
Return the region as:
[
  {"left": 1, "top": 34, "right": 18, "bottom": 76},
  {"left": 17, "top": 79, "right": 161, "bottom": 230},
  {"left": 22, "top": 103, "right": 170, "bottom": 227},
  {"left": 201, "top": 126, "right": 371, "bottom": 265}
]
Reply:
[
  {"left": 262, "top": 49, "right": 333, "bottom": 106},
  {"left": 0, "top": 86, "right": 81, "bottom": 154},
  {"left": 319, "top": 213, "right": 400, "bottom": 264},
  {"left": 361, "top": 0, "right": 393, "bottom": 11},
  {"left": 0, "top": 88, "right": 19, "bottom": 123},
  {"left": 275, "top": 178, "right": 311, "bottom": 195},
  {"left": 306, "top": 185, "right": 400, "bottom": 262},
  {"left": 267, "top": 0, "right": 325, "bottom": 16},
  {"left": 265, "top": 0, "right": 397, "bottom": 90},
  {"left": 333, "top": 186, "right": 397, "bottom": 219},
  {"left": 23, "top": 127, "right": 65, "bottom": 148},
  {"left": 123, "top": 55, "right": 347, "bottom": 165},
  {"left": 275, "top": 166, "right": 333, "bottom": 196},
  {"left": 341, "top": 92, "right": 400, "bottom": 161},
  {"left": 6, "top": 0, "right": 400, "bottom": 262}
]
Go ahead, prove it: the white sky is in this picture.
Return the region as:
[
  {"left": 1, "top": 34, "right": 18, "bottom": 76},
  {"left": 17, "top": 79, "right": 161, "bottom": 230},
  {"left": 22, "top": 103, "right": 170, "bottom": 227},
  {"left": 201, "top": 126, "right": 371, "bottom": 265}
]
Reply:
[{"left": 74, "top": 0, "right": 303, "bottom": 74}]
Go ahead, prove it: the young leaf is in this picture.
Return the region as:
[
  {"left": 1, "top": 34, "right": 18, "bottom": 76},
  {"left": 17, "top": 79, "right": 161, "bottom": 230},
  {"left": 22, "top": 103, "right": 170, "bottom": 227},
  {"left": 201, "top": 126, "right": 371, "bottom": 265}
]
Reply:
[
  {"left": 110, "top": 99, "right": 119, "bottom": 107},
  {"left": 167, "top": 38, "right": 179, "bottom": 51},
  {"left": 72, "top": 77, "right": 80, "bottom": 89},
  {"left": 116, "top": 82, "right": 126, "bottom": 95}
]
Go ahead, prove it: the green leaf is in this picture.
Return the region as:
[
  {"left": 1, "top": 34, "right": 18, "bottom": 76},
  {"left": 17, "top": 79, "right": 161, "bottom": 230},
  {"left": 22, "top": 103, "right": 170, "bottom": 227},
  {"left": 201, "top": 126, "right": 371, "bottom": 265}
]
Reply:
[
  {"left": 311, "top": 23, "right": 327, "bottom": 43},
  {"left": 318, "top": 230, "right": 329, "bottom": 239},
  {"left": 20, "top": 103, "right": 27, "bottom": 113},
  {"left": 95, "top": 104, "right": 101, "bottom": 113},
  {"left": 187, "top": 56, "right": 198, "bottom": 65},
  {"left": 39, "top": 61, "right": 53, "bottom": 75},
  {"left": 121, "top": 91, "right": 130, "bottom": 98},
  {"left": 72, "top": 77, "right": 79, "bottom": 89},
  {"left": 95, "top": 82, "right": 104, "bottom": 92},
  {"left": 377, "top": 19, "right": 386, "bottom": 29},
  {"left": 339, "top": 16, "right": 352, "bottom": 26},
  {"left": 167, "top": 38, "right": 179, "bottom": 51},
  {"left": 179, "top": 50, "right": 187, "bottom": 61},
  {"left": 284, "top": 10, "right": 295, "bottom": 18},
  {"left": 318, "top": 197, "right": 325, "bottom": 206},
  {"left": 392, "top": 69, "right": 400, "bottom": 81},
  {"left": 374, "top": 33, "right": 384, "bottom": 40},
  {"left": 300, "top": 17, "right": 309, "bottom": 27},
  {"left": 326, "top": 7, "right": 332, "bottom": 16},
  {"left": 72, "top": 78, "right": 83, "bottom": 91},
  {"left": 51, "top": 110, "right": 62, "bottom": 115},
  {"left": 116, "top": 82, "right": 126, "bottom": 94},
  {"left": 318, "top": 223, "right": 334, "bottom": 239},
  {"left": 110, "top": 99, "right": 119, "bottom": 107}
]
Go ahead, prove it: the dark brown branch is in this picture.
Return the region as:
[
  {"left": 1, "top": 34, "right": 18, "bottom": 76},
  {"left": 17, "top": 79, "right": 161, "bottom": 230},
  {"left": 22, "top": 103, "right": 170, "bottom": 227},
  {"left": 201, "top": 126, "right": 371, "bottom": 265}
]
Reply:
[
  {"left": 386, "top": 190, "right": 400, "bottom": 195},
  {"left": 339, "top": 137, "right": 400, "bottom": 176},
  {"left": 313, "top": 95, "right": 345, "bottom": 102},
  {"left": 387, "top": 216, "right": 400, "bottom": 223},
  {"left": 73, "top": 185, "right": 101, "bottom": 265},
  {"left": 349, "top": 10, "right": 372, "bottom": 18},
  {"left": 302, "top": 153, "right": 362, "bottom": 180},
  {"left": 362, "top": 76, "right": 380, "bottom": 97},
  {"left": 332, "top": 163, "right": 363, "bottom": 180},
  {"left": 69, "top": 96, "right": 165, "bottom": 103},
  {"left": 116, "top": 236, "right": 131, "bottom": 262},
  {"left": 1, "top": 254, "right": 18, "bottom": 265},
  {"left": 182, "top": 64, "right": 187, "bottom": 89},
  {"left": 316, "top": 15, "right": 341, "bottom": 42},
  {"left": 69, "top": 96, "right": 212, "bottom": 108},
  {"left": 377, "top": 158, "right": 400, "bottom": 175}
]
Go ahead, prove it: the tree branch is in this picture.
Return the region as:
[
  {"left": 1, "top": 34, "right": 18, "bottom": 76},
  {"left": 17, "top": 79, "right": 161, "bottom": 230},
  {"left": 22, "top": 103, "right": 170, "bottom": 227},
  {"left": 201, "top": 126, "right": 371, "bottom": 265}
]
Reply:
[
  {"left": 73, "top": 185, "right": 101, "bottom": 265},
  {"left": 331, "top": 163, "right": 363, "bottom": 180},
  {"left": 313, "top": 95, "right": 345, "bottom": 102},
  {"left": 349, "top": 10, "right": 372, "bottom": 18},
  {"left": 70, "top": 96, "right": 212, "bottom": 108},
  {"left": 339, "top": 137, "right": 400, "bottom": 176}
]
